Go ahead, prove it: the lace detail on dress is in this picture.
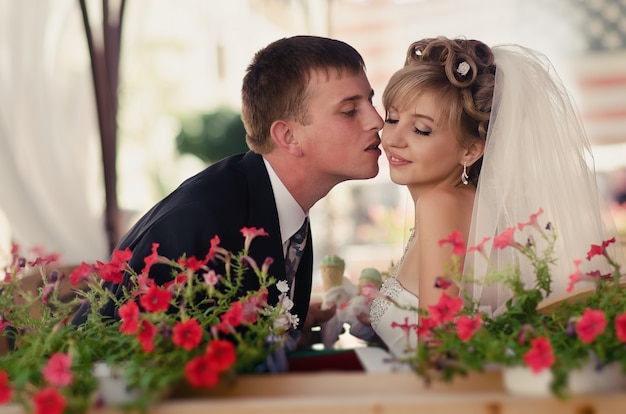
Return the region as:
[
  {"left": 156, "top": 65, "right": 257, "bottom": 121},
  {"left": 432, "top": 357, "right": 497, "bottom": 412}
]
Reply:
[
  {"left": 370, "top": 278, "right": 403, "bottom": 329},
  {"left": 370, "top": 228, "right": 416, "bottom": 330}
]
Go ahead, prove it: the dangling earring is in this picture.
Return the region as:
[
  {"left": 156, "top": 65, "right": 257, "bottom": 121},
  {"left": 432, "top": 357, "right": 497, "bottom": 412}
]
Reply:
[{"left": 461, "top": 161, "right": 469, "bottom": 185}]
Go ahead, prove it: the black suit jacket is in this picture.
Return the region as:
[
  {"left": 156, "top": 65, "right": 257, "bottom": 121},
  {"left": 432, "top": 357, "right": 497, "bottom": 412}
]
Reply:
[{"left": 76, "top": 152, "right": 313, "bottom": 327}]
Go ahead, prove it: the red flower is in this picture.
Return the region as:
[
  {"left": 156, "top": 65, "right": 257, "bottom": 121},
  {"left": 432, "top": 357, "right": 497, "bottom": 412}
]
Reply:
[
  {"left": 576, "top": 309, "right": 607, "bottom": 344},
  {"left": 0, "top": 371, "right": 12, "bottom": 404},
  {"left": 97, "top": 262, "right": 125, "bottom": 284},
  {"left": 119, "top": 301, "right": 140, "bottom": 334},
  {"left": 492, "top": 227, "right": 517, "bottom": 250},
  {"left": 416, "top": 316, "right": 436, "bottom": 337},
  {"left": 437, "top": 231, "right": 466, "bottom": 256},
  {"left": 142, "top": 242, "right": 161, "bottom": 273},
  {"left": 69, "top": 262, "right": 95, "bottom": 286},
  {"left": 566, "top": 259, "right": 583, "bottom": 293},
  {"left": 173, "top": 319, "right": 203, "bottom": 351},
  {"left": 133, "top": 273, "right": 155, "bottom": 298},
  {"left": 203, "top": 235, "right": 222, "bottom": 263},
  {"left": 523, "top": 336, "right": 555, "bottom": 373},
  {"left": 205, "top": 339, "right": 237, "bottom": 372},
  {"left": 428, "top": 294, "right": 463, "bottom": 324},
  {"left": 177, "top": 256, "right": 205, "bottom": 271},
  {"left": 455, "top": 314, "right": 482, "bottom": 342},
  {"left": 215, "top": 301, "right": 244, "bottom": 334},
  {"left": 434, "top": 276, "right": 452, "bottom": 290},
  {"left": 33, "top": 387, "right": 66, "bottom": 414},
  {"left": 97, "top": 248, "right": 132, "bottom": 283},
  {"left": 586, "top": 237, "right": 616, "bottom": 261},
  {"left": 616, "top": 313, "right": 626, "bottom": 343},
  {"left": 240, "top": 227, "right": 269, "bottom": 252},
  {"left": 139, "top": 284, "right": 172, "bottom": 313},
  {"left": 137, "top": 320, "right": 157, "bottom": 352},
  {"left": 184, "top": 355, "right": 220, "bottom": 388},
  {"left": 43, "top": 353, "right": 72, "bottom": 387}
]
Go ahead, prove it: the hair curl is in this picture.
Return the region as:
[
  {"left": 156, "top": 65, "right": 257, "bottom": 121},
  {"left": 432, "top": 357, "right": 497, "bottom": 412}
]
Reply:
[{"left": 385, "top": 37, "right": 496, "bottom": 186}]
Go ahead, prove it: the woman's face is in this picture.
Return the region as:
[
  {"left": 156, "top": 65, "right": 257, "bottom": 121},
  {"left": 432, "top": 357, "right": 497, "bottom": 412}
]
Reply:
[{"left": 381, "top": 91, "right": 465, "bottom": 195}]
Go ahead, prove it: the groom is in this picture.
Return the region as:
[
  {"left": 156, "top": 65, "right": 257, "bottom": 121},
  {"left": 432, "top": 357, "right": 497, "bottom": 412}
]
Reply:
[{"left": 74, "top": 35, "right": 383, "bottom": 355}]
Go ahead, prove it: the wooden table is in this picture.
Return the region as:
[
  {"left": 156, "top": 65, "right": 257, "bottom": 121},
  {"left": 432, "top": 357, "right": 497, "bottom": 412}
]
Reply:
[{"left": 2, "top": 371, "right": 624, "bottom": 414}]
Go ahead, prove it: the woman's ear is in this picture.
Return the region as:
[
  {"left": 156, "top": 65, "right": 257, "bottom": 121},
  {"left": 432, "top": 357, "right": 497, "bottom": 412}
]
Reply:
[
  {"left": 465, "top": 140, "right": 485, "bottom": 167},
  {"left": 270, "top": 120, "right": 303, "bottom": 156}
]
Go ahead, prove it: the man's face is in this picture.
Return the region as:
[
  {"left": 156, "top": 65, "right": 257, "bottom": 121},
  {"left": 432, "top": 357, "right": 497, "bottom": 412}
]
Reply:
[{"left": 293, "top": 68, "right": 383, "bottom": 187}]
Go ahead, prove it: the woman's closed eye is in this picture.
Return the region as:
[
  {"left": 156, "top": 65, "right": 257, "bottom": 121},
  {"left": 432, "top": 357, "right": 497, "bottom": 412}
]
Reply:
[
  {"left": 413, "top": 126, "right": 431, "bottom": 136},
  {"left": 384, "top": 118, "right": 398, "bottom": 124}
]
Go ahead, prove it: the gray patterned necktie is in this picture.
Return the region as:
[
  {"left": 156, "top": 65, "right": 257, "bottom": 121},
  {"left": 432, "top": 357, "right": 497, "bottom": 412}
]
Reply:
[{"left": 284, "top": 217, "right": 309, "bottom": 297}]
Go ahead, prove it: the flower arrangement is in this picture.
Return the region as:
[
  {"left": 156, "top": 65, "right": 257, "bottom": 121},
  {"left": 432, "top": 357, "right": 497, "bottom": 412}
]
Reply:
[
  {"left": 391, "top": 208, "right": 626, "bottom": 397},
  {"left": 0, "top": 228, "right": 297, "bottom": 413}
]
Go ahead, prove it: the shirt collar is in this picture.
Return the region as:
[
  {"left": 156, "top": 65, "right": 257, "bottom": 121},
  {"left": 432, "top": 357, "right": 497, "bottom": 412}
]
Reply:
[{"left": 263, "top": 158, "right": 307, "bottom": 245}]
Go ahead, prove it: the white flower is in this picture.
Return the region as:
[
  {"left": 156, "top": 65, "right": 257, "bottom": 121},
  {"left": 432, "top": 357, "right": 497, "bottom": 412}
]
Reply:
[
  {"left": 276, "top": 280, "right": 289, "bottom": 293},
  {"left": 279, "top": 295, "right": 294, "bottom": 312},
  {"left": 456, "top": 61, "right": 470, "bottom": 77}
]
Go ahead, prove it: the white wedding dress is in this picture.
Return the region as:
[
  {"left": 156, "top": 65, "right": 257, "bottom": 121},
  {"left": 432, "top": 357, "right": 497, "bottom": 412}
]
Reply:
[{"left": 369, "top": 231, "right": 419, "bottom": 359}]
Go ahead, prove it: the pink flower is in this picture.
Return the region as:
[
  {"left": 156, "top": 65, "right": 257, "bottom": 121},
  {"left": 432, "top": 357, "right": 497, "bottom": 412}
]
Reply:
[
  {"left": 576, "top": 309, "right": 607, "bottom": 344},
  {"left": 438, "top": 231, "right": 466, "bottom": 256},
  {"left": 466, "top": 237, "right": 490, "bottom": 254},
  {"left": 523, "top": 336, "right": 555, "bottom": 373},
  {"left": 202, "top": 270, "right": 219, "bottom": 286},
  {"left": 428, "top": 294, "right": 463, "bottom": 324},
  {"left": 455, "top": 314, "right": 482, "bottom": 341},
  {"left": 43, "top": 353, "right": 73, "bottom": 387},
  {"left": 391, "top": 316, "right": 418, "bottom": 345},
  {"left": 492, "top": 227, "right": 517, "bottom": 250},
  {"left": 616, "top": 313, "right": 626, "bottom": 343},
  {"left": 517, "top": 208, "right": 544, "bottom": 231},
  {"left": 566, "top": 259, "right": 583, "bottom": 292}
]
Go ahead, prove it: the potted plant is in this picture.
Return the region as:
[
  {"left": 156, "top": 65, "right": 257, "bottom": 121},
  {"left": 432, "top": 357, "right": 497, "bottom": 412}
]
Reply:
[
  {"left": 387, "top": 209, "right": 626, "bottom": 398},
  {"left": 0, "top": 227, "right": 297, "bottom": 413}
]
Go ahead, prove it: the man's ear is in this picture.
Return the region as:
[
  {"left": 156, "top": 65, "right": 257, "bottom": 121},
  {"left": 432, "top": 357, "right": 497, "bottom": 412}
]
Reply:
[
  {"left": 270, "top": 120, "right": 302, "bottom": 156},
  {"left": 465, "top": 139, "right": 485, "bottom": 167}
]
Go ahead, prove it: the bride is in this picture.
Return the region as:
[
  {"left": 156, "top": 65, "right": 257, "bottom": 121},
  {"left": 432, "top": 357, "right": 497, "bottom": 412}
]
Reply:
[{"left": 370, "top": 37, "right": 621, "bottom": 358}]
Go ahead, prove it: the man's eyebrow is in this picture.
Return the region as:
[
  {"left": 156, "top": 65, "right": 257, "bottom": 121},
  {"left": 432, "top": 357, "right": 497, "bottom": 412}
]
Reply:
[{"left": 340, "top": 89, "right": 375, "bottom": 103}]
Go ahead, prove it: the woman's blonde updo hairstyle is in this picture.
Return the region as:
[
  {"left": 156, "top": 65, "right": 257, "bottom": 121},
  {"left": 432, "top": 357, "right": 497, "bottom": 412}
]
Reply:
[{"left": 383, "top": 37, "right": 496, "bottom": 186}]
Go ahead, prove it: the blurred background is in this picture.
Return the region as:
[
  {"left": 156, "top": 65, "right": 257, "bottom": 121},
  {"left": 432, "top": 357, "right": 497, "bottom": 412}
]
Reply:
[{"left": 1, "top": 0, "right": 625, "bottom": 292}]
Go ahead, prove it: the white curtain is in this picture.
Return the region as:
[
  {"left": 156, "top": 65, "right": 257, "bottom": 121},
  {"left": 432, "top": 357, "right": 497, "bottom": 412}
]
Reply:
[{"left": 0, "top": 0, "right": 108, "bottom": 265}]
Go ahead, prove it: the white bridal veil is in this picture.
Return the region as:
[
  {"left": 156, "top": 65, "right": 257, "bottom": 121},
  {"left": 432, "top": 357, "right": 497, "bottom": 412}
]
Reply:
[{"left": 463, "top": 45, "right": 624, "bottom": 316}]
